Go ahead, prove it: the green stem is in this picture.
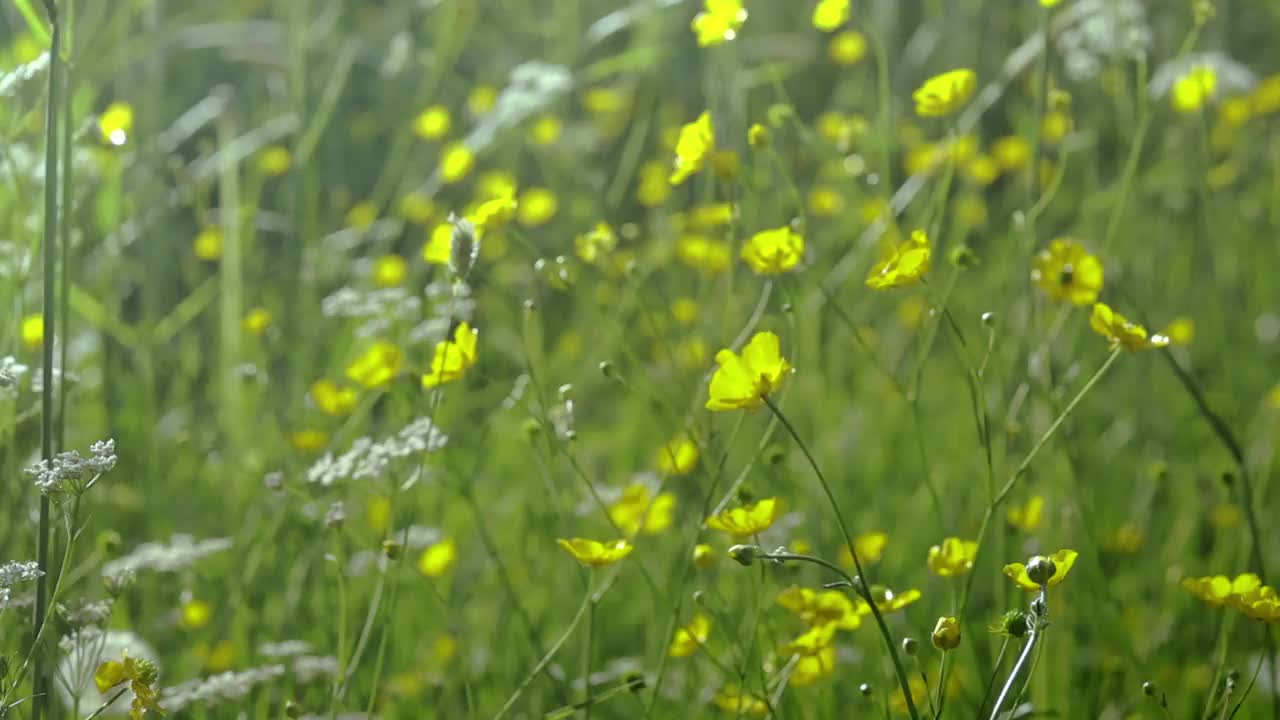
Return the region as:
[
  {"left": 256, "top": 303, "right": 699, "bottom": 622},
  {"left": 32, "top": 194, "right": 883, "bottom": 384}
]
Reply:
[
  {"left": 494, "top": 579, "right": 600, "bottom": 720},
  {"left": 762, "top": 397, "right": 920, "bottom": 720}
]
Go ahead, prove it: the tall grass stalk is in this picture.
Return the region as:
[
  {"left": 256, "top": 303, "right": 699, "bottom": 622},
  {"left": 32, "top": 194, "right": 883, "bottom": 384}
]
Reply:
[{"left": 33, "top": 2, "right": 64, "bottom": 719}]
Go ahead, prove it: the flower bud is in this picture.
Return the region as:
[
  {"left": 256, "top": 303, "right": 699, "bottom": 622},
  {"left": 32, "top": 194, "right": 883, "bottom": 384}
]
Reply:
[
  {"left": 693, "top": 543, "right": 716, "bottom": 569},
  {"left": 998, "top": 609, "right": 1029, "bottom": 639},
  {"left": 1142, "top": 681, "right": 1157, "bottom": 697},
  {"left": 729, "top": 544, "right": 760, "bottom": 567},
  {"left": 981, "top": 311, "right": 996, "bottom": 328},
  {"left": 901, "top": 637, "right": 919, "bottom": 656},
  {"left": 931, "top": 616, "right": 961, "bottom": 650},
  {"left": 1026, "top": 555, "right": 1057, "bottom": 586},
  {"left": 133, "top": 657, "right": 160, "bottom": 686},
  {"left": 598, "top": 361, "right": 617, "bottom": 379},
  {"left": 748, "top": 123, "right": 771, "bottom": 148},
  {"left": 286, "top": 700, "right": 304, "bottom": 719},
  {"left": 381, "top": 540, "right": 402, "bottom": 560},
  {"left": 858, "top": 682, "right": 873, "bottom": 697}
]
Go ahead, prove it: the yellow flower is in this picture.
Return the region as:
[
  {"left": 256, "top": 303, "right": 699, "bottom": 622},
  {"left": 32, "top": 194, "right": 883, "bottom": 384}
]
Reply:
[
  {"left": 345, "top": 201, "right": 379, "bottom": 229},
  {"left": 257, "top": 145, "right": 292, "bottom": 176},
  {"left": 556, "top": 538, "right": 634, "bottom": 567},
  {"left": 413, "top": 105, "right": 452, "bottom": 140},
  {"left": 366, "top": 495, "right": 392, "bottom": 534},
  {"left": 242, "top": 307, "right": 273, "bottom": 336},
  {"left": 838, "top": 532, "right": 889, "bottom": 567},
  {"left": 1031, "top": 239, "right": 1104, "bottom": 305},
  {"left": 94, "top": 651, "right": 162, "bottom": 720},
  {"left": 966, "top": 154, "right": 1000, "bottom": 186},
  {"left": 669, "top": 111, "right": 715, "bottom": 185},
  {"left": 180, "top": 599, "right": 213, "bottom": 629},
  {"left": 288, "top": 429, "right": 329, "bottom": 452},
  {"left": 865, "top": 229, "right": 930, "bottom": 289},
  {"left": 992, "top": 135, "right": 1032, "bottom": 172},
  {"left": 1006, "top": 495, "right": 1045, "bottom": 532},
  {"left": 418, "top": 538, "right": 457, "bottom": 577},
  {"left": 573, "top": 222, "right": 617, "bottom": 265},
  {"left": 856, "top": 586, "right": 922, "bottom": 615},
  {"left": 1164, "top": 316, "right": 1195, "bottom": 347},
  {"left": 927, "top": 537, "right": 979, "bottom": 577},
  {"left": 741, "top": 226, "right": 804, "bottom": 275},
  {"left": 98, "top": 102, "right": 134, "bottom": 146},
  {"left": 712, "top": 685, "right": 768, "bottom": 717},
  {"left": 706, "top": 497, "right": 780, "bottom": 537},
  {"left": 789, "top": 644, "right": 837, "bottom": 687},
  {"left": 913, "top": 69, "right": 977, "bottom": 117},
  {"left": 193, "top": 226, "right": 223, "bottom": 261},
  {"left": 1181, "top": 573, "right": 1277, "bottom": 621},
  {"left": 609, "top": 484, "right": 677, "bottom": 536},
  {"left": 828, "top": 30, "right": 867, "bottom": 65},
  {"left": 1102, "top": 524, "right": 1144, "bottom": 554},
  {"left": 517, "top": 187, "right": 558, "bottom": 227},
  {"left": 777, "top": 586, "right": 863, "bottom": 630},
  {"left": 528, "top": 113, "right": 563, "bottom": 145},
  {"left": 471, "top": 192, "right": 518, "bottom": 235},
  {"left": 399, "top": 193, "right": 436, "bottom": 225},
  {"left": 1041, "top": 110, "right": 1072, "bottom": 144},
  {"left": 309, "top": 379, "right": 358, "bottom": 416},
  {"left": 423, "top": 223, "right": 454, "bottom": 266},
  {"left": 422, "top": 322, "right": 479, "bottom": 388},
  {"left": 677, "top": 235, "right": 733, "bottom": 273},
  {"left": 656, "top": 434, "right": 699, "bottom": 475},
  {"left": 692, "top": 0, "right": 747, "bottom": 47},
  {"left": 807, "top": 185, "right": 846, "bottom": 217},
  {"left": 1040, "top": 0, "right": 1063, "bottom": 6},
  {"left": 782, "top": 621, "right": 837, "bottom": 656},
  {"left": 668, "top": 613, "right": 712, "bottom": 657},
  {"left": 467, "top": 85, "right": 498, "bottom": 116},
  {"left": 1172, "top": 66, "right": 1218, "bottom": 113},
  {"left": 705, "top": 331, "right": 793, "bottom": 411},
  {"left": 932, "top": 616, "right": 961, "bottom": 650},
  {"left": 1090, "top": 303, "right": 1170, "bottom": 351},
  {"left": 345, "top": 342, "right": 404, "bottom": 389},
  {"left": 20, "top": 313, "right": 43, "bottom": 349},
  {"left": 683, "top": 203, "right": 736, "bottom": 230},
  {"left": 439, "top": 142, "right": 475, "bottom": 183},
  {"left": 372, "top": 254, "right": 408, "bottom": 288},
  {"left": 811, "top": 0, "right": 850, "bottom": 32},
  {"left": 1003, "top": 549, "right": 1078, "bottom": 591},
  {"left": 694, "top": 543, "right": 717, "bottom": 569}
]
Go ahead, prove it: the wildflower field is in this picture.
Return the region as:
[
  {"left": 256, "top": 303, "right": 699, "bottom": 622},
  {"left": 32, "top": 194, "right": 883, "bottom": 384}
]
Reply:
[{"left": 3, "top": 0, "right": 1280, "bottom": 717}]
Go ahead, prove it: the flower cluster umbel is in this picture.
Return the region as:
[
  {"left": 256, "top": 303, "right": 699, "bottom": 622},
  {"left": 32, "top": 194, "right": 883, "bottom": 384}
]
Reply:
[{"left": 24, "top": 439, "right": 117, "bottom": 497}]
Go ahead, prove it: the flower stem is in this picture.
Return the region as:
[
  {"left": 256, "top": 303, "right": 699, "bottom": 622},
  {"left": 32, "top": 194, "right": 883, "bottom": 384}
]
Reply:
[
  {"left": 989, "top": 594, "right": 1046, "bottom": 720},
  {"left": 763, "top": 396, "right": 920, "bottom": 720}
]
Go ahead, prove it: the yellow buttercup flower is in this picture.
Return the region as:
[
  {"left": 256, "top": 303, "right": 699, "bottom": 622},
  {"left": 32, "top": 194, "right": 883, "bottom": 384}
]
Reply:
[
  {"left": 180, "top": 599, "right": 213, "bottom": 629},
  {"left": 857, "top": 586, "right": 922, "bottom": 615},
  {"left": 691, "top": 0, "right": 747, "bottom": 47},
  {"left": 1172, "top": 66, "right": 1218, "bottom": 113},
  {"left": 1032, "top": 239, "right": 1104, "bottom": 306},
  {"left": 372, "top": 254, "right": 408, "bottom": 288},
  {"left": 705, "top": 331, "right": 793, "bottom": 411},
  {"left": 637, "top": 161, "right": 672, "bottom": 207},
  {"left": 471, "top": 192, "right": 518, "bottom": 236},
  {"left": 669, "top": 112, "right": 715, "bottom": 185},
  {"left": 413, "top": 104, "right": 452, "bottom": 140},
  {"left": 517, "top": 187, "right": 558, "bottom": 227},
  {"left": 556, "top": 538, "right": 634, "bottom": 567},
  {"left": 98, "top": 102, "right": 134, "bottom": 146},
  {"left": 21, "top": 313, "right": 43, "bottom": 349},
  {"left": 656, "top": 434, "right": 699, "bottom": 475},
  {"left": 712, "top": 685, "right": 768, "bottom": 717},
  {"left": 913, "top": 69, "right": 977, "bottom": 117},
  {"left": 668, "top": 613, "right": 712, "bottom": 657},
  {"left": 288, "top": 429, "right": 329, "bottom": 452},
  {"left": 741, "top": 226, "right": 804, "bottom": 275},
  {"left": 992, "top": 135, "right": 1032, "bottom": 172},
  {"left": 309, "top": 379, "right": 358, "bottom": 416},
  {"left": 194, "top": 226, "right": 224, "bottom": 261},
  {"left": 345, "top": 200, "right": 379, "bottom": 229},
  {"left": 241, "top": 307, "right": 273, "bottom": 336},
  {"left": 782, "top": 621, "right": 837, "bottom": 655},
  {"left": 575, "top": 222, "right": 618, "bottom": 264},
  {"left": 932, "top": 616, "right": 961, "bottom": 650},
  {"left": 706, "top": 497, "right": 781, "bottom": 537},
  {"left": 257, "top": 145, "right": 292, "bottom": 176},
  {"left": 423, "top": 224, "right": 453, "bottom": 266},
  {"left": 1006, "top": 495, "right": 1045, "bottom": 532},
  {"left": 838, "top": 531, "right": 889, "bottom": 567},
  {"left": 1003, "top": 549, "right": 1078, "bottom": 591},
  {"left": 828, "top": 30, "right": 868, "bottom": 65},
  {"left": 693, "top": 544, "right": 717, "bottom": 569},
  {"left": 1164, "top": 316, "right": 1195, "bottom": 346},
  {"left": 865, "top": 229, "right": 930, "bottom": 289},
  {"left": 789, "top": 644, "right": 837, "bottom": 687},
  {"left": 811, "top": 0, "right": 850, "bottom": 32},
  {"left": 608, "top": 484, "right": 677, "bottom": 536},
  {"left": 94, "top": 651, "right": 163, "bottom": 720},
  {"left": 422, "top": 323, "right": 479, "bottom": 389},
  {"left": 927, "top": 537, "right": 978, "bottom": 577},
  {"left": 439, "top": 142, "right": 475, "bottom": 183},
  {"left": 777, "top": 586, "right": 863, "bottom": 630},
  {"left": 418, "top": 538, "right": 457, "bottom": 577},
  {"left": 399, "top": 193, "right": 436, "bottom": 225},
  {"left": 345, "top": 342, "right": 404, "bottom": 389},
  {"left": 1090, "top": 303, "right": 1170, "bottom": 351}
]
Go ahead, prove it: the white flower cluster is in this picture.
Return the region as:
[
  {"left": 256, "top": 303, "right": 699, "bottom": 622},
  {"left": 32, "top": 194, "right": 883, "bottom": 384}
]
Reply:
[
  {"left": 162, "top": 665, "right": 287, "bottom": 712},
  {"left": 306, "top": 416, "right": 447, "bottom": 486},
  {"left": 101, "top": 534, "right": 233, "bottom": 577},
  {"left": 1057, "top": 0, "right": 1150, "bottom": 81},
  {"left": 24, "top": 439, "right": 117, "bottom": 496},
  {"left": 0, "top": 560, "right": 44, "bottom": 610},
  {"left": 257, "top": 640, "right": 312, "bottom": 658},
  {"left": 1149, "top": 51, "right": 1257, "bottom": 101},
  {"left": 408, "top": 280, "right": 476, "bottom": 345},
  {"left": 321, "top": 286, "right": 424, "bottom": 339},
  {"left": 0, "top": 355, "right": 29, "bottom": 394},
  {"left": 292, "top": 655, "right": 339, "bottom": 683}
]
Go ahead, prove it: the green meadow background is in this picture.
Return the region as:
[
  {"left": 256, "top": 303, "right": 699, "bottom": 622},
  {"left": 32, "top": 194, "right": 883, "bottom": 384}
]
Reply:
[{"left": 2, "top": 0, "right": 1279, "bottom": 718}]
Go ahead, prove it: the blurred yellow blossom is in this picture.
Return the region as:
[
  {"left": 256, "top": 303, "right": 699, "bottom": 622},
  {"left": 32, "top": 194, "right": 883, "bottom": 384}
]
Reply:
[
  {"left": 372, "top": 254, "right": 408, "bottom": 288},
  {"left": 180, "top": 599, "right": 212, "bottom": 629},
  {"left": 556, "top": 538, "right": 634, "bottom": 567},
  {"left": 677, "top": 235, "right": 732, "bottom": 273},
  {"left": 668, "top": 613, "right": 712, "bottom": 657},
  {"left": 413, "top": 105, "right": 451, "bottom": 140},
  {"left": 423, "top": 224, "right": 453, "bottom": 266},
  {"left": 575, "top": 222, "right": 618, "bottom": 264},
  {"left": 609, "top": 484, "right": 676, "bottom": 536},
  {"left": 656, "top": 434, "right": 699, "bottom": 475},
  {"left": 467, "top": 85, "right": 498, "bottom": 116},
  {"left": 1164, "top": 317, "right": 1195, "bottom": 346},
  {"left": 692, "top": 0, "right": 747, "bottom": 47},
  {"left": 670, "top": 111, "right": 715, "bottom": 185},
  {"left": 789, "top": 645, "right": 837, "bottom": 687},
  {"left": 913, "top": 69, "right": 977, "bottom": 117},
  {"left": 399, "top": 193, "right": 435, "bottom": 225},
  {"left": 289, "top": 429, "right": 329, "bottom": 452},
  {"left": 99, "top": 102, "right": 134, "bottom": 146},
  {"left": 693, "top": 544, "right": 717, "bottom": 569},
  {"left": 257, "top": 145, "right": 292, "bottom": 176},
  {"left": 345, "top": 342, "right": 404, "bottom": 389},
  {"left": 866, "top": 229, "right": 930, "bottom": 289},
  {"left": 1172, "top": 66, "right": 1218, "bottom": 113},
  {"left": 1004, "top": 549, "right": 1078, "bottom": 591},
  {"left": 418, "top": 538, "right": 457, "bottom": 577},
  {"left": 712, "top": 685, "right": 768, "bottom": 717},
  {"left": 422, "top": 323, "right": 479, "bottom": 389},
  {"left": 517, "top": 187, "right": 558, "bottom": 227},
  {"left": 241, "top": 307, "right": 273, "bottom": 336},
  {"left": 838, "top": 532, "right": 889, "bottom": 567},
  {"left": 309, "top": 379, "right": 358, "bottom": 416},
  {"left": 811, "top": 0, "right": 850, "bottom": 32},
  {"left": 706, "top": 497, "right": 781, "bottom": 537},
  {"left": 439, "top": 142, "right": 475, "bottom": 183},
  {"left": 346, "top": 201, "right": 378, "bottom": 229},
  {"left": 528, "top": 114, "right": 563, "bottom": 145},
  {"left": 928, "top": 537, "right": 978, "bottom": 577},
  {"left": 807, "top": 185, "right": 846, "bottom": 217},
  {"left": 828, "top": 30, "right": 868, "bottom": 65},
  {"left": 21, "top": 314, "right": 43, "bottom": 349},
  {"left": 992, "top": 135, "right": 1032, "bottom": 172},
  {"left": 741, "top": 226, "right": 804, "bottom": 275},
  {"left": 1090, "top": 303, "right": 1170, "bottom": 351},
  {"left": 1006, "top": 495, "right": 1045, "bottom": 532},
  {"left": 194, "top": 227, "right": 224, "bottom": 261},
  {"left": 706, "top": 331, "right": 793, "bottom": 411},
  {"left": 1032, "top": 239, "right": 1104, "bottom": 306}
]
